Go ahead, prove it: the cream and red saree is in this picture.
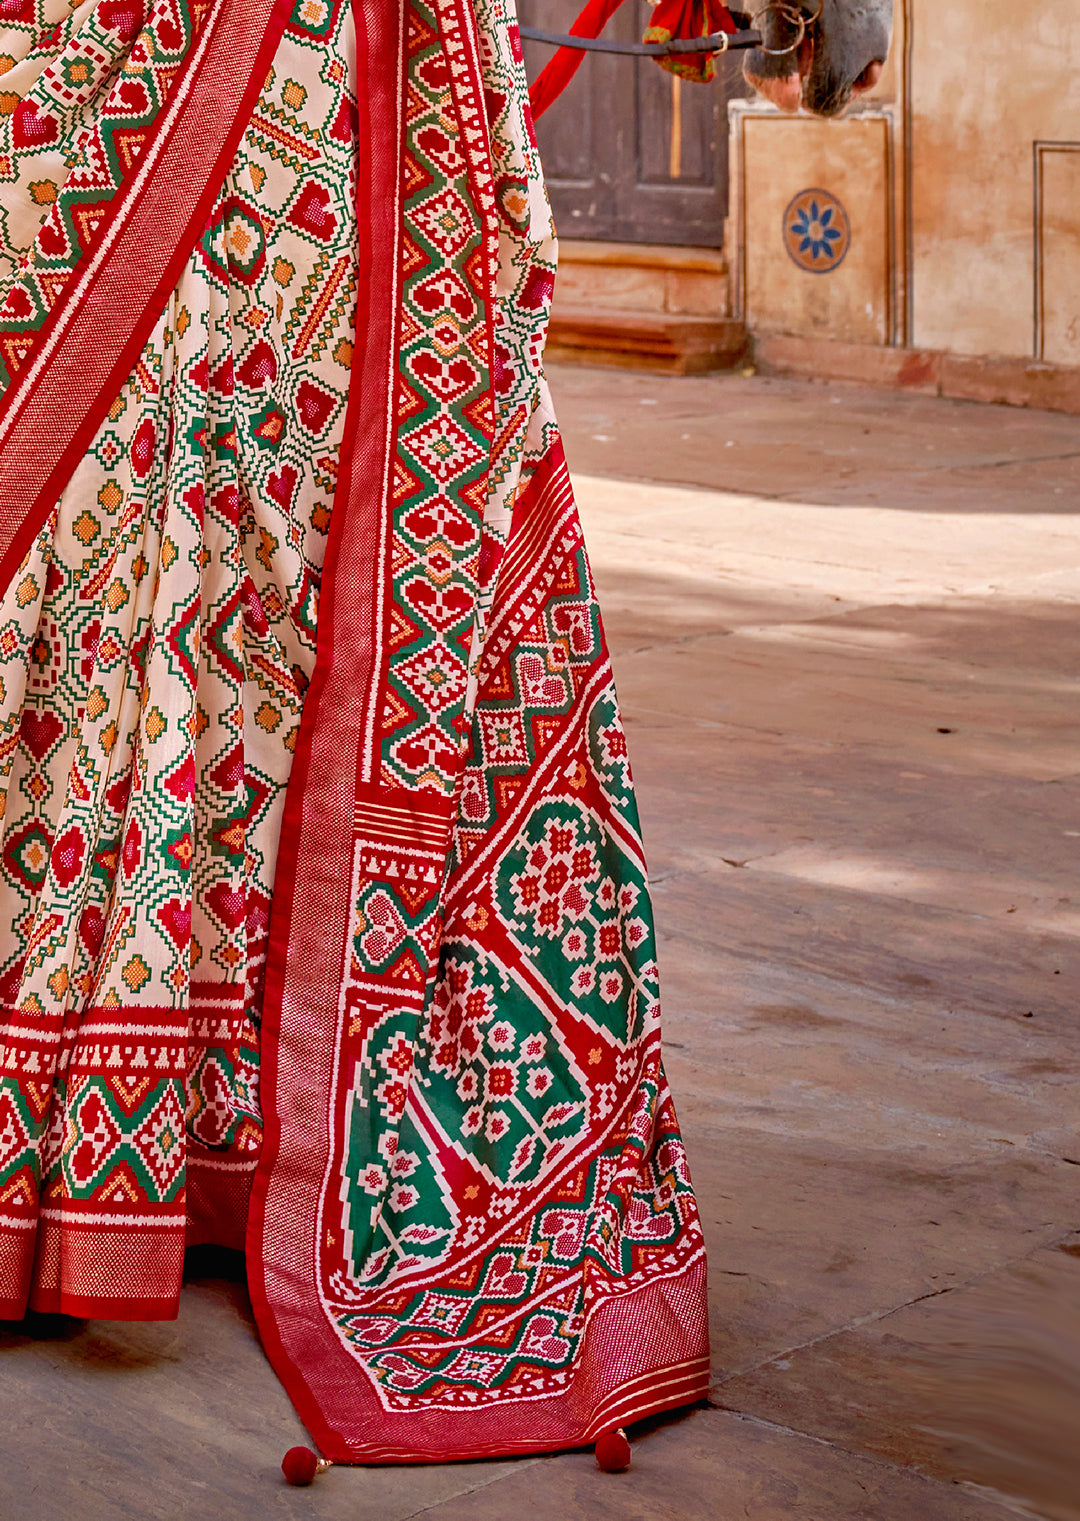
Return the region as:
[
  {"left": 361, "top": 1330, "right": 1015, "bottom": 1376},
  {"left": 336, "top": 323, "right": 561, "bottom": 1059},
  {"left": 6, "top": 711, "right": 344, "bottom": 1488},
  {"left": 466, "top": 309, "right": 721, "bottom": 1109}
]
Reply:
[{"left": 0, "top": 0, "right": 709, "bottom": 1462}]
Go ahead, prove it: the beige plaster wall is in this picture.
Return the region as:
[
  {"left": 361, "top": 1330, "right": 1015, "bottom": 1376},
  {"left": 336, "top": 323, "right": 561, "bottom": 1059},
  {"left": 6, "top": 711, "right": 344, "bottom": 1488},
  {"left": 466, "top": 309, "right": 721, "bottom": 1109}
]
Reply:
[
  {"left": 1040, "top": 149, "right": 1080, "bottom": 367},
  {"left": 733, "top": 0, "right": 1080, "bottom": 365},
  {"left": 910, "top": 0, "right": 1080, "bottom": 359},
  {"left": 741, "top": 114, "right": 891, "bottom": 344}
]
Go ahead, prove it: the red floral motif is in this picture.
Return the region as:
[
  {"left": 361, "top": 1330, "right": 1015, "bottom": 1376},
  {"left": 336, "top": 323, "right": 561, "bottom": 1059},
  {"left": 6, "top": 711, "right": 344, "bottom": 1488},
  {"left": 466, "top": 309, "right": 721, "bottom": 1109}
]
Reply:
[
  {"left": 479, "top": 709, "right": 528, "bottom": 767},
  {"left": 405, "top": 413, "right": 485, "bottom": 486},
  {"left": 78, "top": 904, "right": 107, "bottom": 957},
  {"left": 598, "top": 923, "right": 620, "bottom": 958},
  {"left": 359, "top": 890, "right": 407, "bottom": 965},
  {"left": 121, "top": 818, "right": 143, "bottom": 878},
  {"left": 97, "top": 0, "right": 145, "bottom": 42},
  {"left": 401, "top": 495, "right": 475, "bottom": 548},
  {"left": 411, "top": 187, "right": 473, "bottom": 258},
  {"left": 205, "top": 881, "right": 245, "bottom": 932},
  {"left": 157, "top": 894, "right": 192, "bottom": 947},
  {"left": 51, "top": 826, "right": 87, "bottom": 890},
  {"left": 12, "top": 100, "right": 59, "bottom": 150},
  {"left": 287, "top": 181, "right": 338, "bottom": 241},
  {"left": 401, "top": 576, "right": 472, "bottom": 632},
  {"left": 518, "top": 265, "right": 555, "bottom": 312},
  {"left": 391, "top": 721, "right": 461, "bottom": 780},
  {"left": 19, "top": 708, "right": 64, "bottom": 761},
  {"left": 410, "top": 267, "right": 475, "bottom": 320},
  {"left": 396, "top": 643, "right": 467, "bottom": 713},
  {"left": 130, "top": 418, "right": 156, "bottom": 479},
  {"left": 132, "top": 1087, "right": 186, "bottom": 1193},
  {"left": 485, "top": 1063, "right": 515, "bottom": 1099},
  {"left": 516, "top": 652, "right": 568, "bottom": 708},
  {"left": 67, "top": 1088, "right": 122, "bottom": 1186},
  {"left": 294, "top": 378, "right": 337, "bottom": 434},
  {"left": 236, "top": 339, "right": 278, "bottom": 388},
  {"left": 408, "top": 350, "right": 480, "bottom": 403}
]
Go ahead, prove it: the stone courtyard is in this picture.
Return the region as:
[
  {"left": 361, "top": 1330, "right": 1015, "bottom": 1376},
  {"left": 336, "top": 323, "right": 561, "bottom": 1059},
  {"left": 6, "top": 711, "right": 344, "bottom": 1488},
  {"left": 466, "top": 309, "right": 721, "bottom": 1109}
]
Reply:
[{"left": 2, "top": 365, "right": 1077, "bottom": 1521}]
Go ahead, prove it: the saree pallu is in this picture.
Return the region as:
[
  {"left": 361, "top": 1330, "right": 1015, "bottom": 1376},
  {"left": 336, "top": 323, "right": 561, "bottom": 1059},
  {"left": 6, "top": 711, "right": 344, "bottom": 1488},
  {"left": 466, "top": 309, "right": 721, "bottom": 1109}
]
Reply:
[{"left": 0, "top": 0, "right": 710, "bottom": 1462}]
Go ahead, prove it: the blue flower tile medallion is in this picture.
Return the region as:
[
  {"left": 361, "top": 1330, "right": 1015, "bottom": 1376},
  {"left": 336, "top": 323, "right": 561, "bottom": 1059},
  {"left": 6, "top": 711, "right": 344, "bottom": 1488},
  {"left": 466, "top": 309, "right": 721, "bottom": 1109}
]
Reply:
[{"left": 783, "top": 188, "right": 851, "bottom": 274}]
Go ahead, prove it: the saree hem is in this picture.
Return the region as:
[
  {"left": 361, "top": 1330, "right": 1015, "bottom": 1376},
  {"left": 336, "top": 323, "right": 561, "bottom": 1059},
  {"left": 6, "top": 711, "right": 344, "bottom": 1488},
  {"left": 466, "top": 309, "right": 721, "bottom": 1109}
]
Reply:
[
  {"left": 25, "top": 1292, "right": 182, "bottom": 1322},
  {"left": 0, "top": 0, "right": 712, "bottom": 1457},
  {"left": 264, "top": 1252, "right": 711, "bottom": 1464}
]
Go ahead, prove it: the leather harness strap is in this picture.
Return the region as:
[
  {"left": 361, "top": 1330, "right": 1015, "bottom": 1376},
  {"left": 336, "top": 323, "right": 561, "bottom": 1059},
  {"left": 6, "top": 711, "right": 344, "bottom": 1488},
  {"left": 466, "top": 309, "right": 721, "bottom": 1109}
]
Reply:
[{"left": 525, "top": 2, "right": 813, "bottom": 118}]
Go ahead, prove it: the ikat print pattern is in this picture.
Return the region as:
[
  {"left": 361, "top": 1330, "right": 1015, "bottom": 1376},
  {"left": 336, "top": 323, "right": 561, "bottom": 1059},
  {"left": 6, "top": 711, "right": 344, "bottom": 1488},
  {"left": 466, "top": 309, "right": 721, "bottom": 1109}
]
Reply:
[
  {"left": 375, "top": 0, "right": 492, "bottom": 800},
  {"left": 0, "top": 0, "right": 709, "bottom": 1446},
  {"left": 300, "top": 0, "right": 706, "bottom": 1419},
  {"left": 0, "top": 0, "right": 218, "bottom": 382},
  {"left": 323, "top": 447, "right": 704, "bottom": 1412},
  {"left": 0, "top": 0, "right": 359, "bottom": 1313}
]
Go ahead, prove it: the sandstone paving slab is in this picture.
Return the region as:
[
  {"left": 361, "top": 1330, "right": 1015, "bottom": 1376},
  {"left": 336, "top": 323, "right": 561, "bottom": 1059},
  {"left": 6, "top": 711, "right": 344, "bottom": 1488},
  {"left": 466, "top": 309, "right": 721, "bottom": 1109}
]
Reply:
[
  {"left": 0, "top": 1268, "right": 524, "bottom": 1521},
  {"left": 666, "top": 984, "right": 1079, "bottom": 1156},
  {"left": 613, "top": 626, "right": 1080, "bottom": 781},
  {"left": 591, "top": 560, "right": 851, "bottom": 655},
  {"left": 679, "top": 1113, "right": 1077, "bottom": 1372},
  {"left": 653, "top": 862, "right": 1077, "bottom": 1025},
  {"left": 407, "top": 1405, "right": 1022, "bottom": 1521},
  {"left": 738, "top": 602, "right": 1080, "bottom": 681},
  {"left": 624, "top": 713, "right": 1080, "bottom": 909},
  {"left": 891, "top": 459, "right": 1080, "bottom": 520},
  {"left": 575, "top": 475, "right": 1080, "bottom": 606},
  {"left": 712, "top": 1238, "right": 1080, "bottom": 1521},
  {"left": 551, "top": 364, "right": 1080, "bottom": 513}
]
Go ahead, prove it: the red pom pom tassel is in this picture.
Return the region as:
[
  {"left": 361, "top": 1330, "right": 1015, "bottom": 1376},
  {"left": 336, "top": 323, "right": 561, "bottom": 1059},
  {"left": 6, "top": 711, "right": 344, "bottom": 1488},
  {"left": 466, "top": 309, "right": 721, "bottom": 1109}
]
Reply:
[
  {"left": 281, "top": 1447, "right": 327, "bottom": 1486},
  {"left": 594, "top": 1427, "right": 632, "bottom": 1472}
]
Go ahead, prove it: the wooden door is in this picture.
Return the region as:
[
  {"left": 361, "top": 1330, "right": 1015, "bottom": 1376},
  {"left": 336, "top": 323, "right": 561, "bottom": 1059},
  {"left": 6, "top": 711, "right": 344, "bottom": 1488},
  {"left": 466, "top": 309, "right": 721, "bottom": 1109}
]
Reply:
[{"left": 518, "top": 0, "right": 745, "bottom": 246}]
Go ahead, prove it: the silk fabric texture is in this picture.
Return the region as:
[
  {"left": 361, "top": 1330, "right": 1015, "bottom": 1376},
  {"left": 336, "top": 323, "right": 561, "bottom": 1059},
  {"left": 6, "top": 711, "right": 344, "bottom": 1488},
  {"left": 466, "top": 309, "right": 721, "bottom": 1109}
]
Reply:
[{"left": 0, "top": 0, "right": 710, "bottom": 1460}]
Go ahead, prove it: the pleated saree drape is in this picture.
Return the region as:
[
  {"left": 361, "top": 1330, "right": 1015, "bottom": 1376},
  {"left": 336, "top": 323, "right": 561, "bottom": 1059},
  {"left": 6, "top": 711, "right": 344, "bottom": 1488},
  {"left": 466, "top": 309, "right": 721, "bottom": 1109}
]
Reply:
[{"left": 0, "top": 0, "right": 710, "bottom": 1460}]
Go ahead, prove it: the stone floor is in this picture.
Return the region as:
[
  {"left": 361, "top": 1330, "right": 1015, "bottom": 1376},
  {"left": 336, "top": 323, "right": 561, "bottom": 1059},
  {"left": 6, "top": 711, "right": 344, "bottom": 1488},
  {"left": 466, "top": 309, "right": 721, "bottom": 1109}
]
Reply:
[{"left": 3, "top": 367, "right": 1078, "bottom": 1520}]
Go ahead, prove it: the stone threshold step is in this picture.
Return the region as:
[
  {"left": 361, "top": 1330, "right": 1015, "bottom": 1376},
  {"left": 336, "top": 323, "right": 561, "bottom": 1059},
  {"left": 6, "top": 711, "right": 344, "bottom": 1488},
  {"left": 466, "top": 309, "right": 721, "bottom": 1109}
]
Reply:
[
  {"left": 754, "top": 333, "right": 1080, "bottom": 416},
  {"left": 558, "top": 238, "right": 729, "bottom": 276},
  {"left": 547, "top": 305, "right": 749, "bottom": 375}
]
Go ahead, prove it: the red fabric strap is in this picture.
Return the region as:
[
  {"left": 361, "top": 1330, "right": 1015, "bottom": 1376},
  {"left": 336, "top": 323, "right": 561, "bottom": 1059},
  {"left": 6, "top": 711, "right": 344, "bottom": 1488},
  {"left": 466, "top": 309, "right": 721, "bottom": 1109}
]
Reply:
[
  {"left": 527, "top": 0, "right": 629, "bottom": 120},
  {"left": 527, "top": 0, "right": 737, "bottom": 119}
]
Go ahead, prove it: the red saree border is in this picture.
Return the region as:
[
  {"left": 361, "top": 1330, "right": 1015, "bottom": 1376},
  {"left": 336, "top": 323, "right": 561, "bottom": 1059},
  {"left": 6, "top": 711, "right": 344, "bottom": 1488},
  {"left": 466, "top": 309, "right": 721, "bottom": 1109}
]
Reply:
[
  {"left": 356, "top": 0, "right": 499, "bottom": 773},
  {"left": 26, "top": 1215, "right": 186, "bottom": 1320},
  {"left": 186, "top": 1148, "right": 257, "bottom": 1253},
  {"left": 0, "top": 1225, "right": 36, "bottom": 1320},
  {"left": 242, "top": 0, "right": 711, "bottom": 1463},
  {"left": 245, "top": 0, "right": 406, "bottom": 1452},
  {"left": 248, "top": 450, "right": 711, "bottom": 1458},
  {"left": 0, "top": 0, "right": 294, "bottom": 595}
]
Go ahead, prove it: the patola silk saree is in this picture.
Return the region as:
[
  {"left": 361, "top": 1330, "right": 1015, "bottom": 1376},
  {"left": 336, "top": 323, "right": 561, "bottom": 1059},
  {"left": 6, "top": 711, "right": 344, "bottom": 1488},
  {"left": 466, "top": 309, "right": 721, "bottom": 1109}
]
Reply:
[{"left": 0, "top": 0, "right": 709, "bottom": 1462}]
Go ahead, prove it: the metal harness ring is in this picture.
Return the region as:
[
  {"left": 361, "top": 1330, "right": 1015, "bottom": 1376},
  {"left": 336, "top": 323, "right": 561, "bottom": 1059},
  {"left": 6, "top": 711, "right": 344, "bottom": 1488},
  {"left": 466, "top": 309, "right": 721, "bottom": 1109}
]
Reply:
[{"left": 750, "top": 3, "right": 807, "bottom": 56}]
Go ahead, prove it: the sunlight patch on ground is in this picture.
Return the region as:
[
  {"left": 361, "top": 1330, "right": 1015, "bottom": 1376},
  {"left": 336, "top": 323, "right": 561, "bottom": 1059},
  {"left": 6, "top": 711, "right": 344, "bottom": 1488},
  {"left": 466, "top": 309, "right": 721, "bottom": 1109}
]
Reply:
[
  {"left": 572, "top": 473, "right": 1080, "bottom": 608},
  {"left": 748, "top": 846, "right": 1080, "bottom": 936}
]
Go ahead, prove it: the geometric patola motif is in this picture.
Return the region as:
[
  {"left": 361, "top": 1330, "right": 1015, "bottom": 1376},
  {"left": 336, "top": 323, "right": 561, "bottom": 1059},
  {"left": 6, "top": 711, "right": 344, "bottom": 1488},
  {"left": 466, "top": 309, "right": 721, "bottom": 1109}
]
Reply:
[{"left": 0, "top": 0, "right": 709, "bottom": 1461}]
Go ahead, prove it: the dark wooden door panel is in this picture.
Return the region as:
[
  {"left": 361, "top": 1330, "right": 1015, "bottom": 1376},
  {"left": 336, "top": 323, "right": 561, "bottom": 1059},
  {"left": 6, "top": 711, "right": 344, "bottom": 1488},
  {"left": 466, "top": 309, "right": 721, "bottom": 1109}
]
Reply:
[
  {"left": 519, "top": 0, "right": 625, "bottom": 235},
  {"left": 519, "top": 0, "right": 745, "bottom": 246}
]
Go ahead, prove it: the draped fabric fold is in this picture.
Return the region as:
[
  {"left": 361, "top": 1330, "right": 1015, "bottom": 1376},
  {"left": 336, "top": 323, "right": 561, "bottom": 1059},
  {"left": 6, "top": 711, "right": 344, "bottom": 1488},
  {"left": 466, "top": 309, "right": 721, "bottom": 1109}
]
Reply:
[
  {"left": 0, "top": 0, "right": 710, "bottom": 1459},
  {"left": 644, "top": 0, "right": 737, "bottom": 82},
  {"left": 525, "top": 0, "right": 625, "bottom": 119}
]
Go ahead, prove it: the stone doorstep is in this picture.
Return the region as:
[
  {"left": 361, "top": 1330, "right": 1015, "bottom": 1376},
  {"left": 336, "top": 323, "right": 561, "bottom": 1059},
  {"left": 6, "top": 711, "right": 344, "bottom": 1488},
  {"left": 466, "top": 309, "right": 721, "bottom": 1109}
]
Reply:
[
  {"left": 546, "top": 305, "right": 750, "bottom": 375},
  {"left": 558, "top": 238, "right": 729, "bottom": 274},
  {"left": 754, "top": 332, "right": 1080, "bottom": 416},
  {"left": 556, "top": 238, "right": 732, "bottom": 318}
]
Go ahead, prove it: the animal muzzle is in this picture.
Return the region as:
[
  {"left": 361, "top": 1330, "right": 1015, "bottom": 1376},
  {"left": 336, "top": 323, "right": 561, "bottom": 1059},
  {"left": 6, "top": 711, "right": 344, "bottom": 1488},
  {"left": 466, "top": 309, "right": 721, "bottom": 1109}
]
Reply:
[{"left": 742, "top": 1, "right": 893, "bottom": 118}]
